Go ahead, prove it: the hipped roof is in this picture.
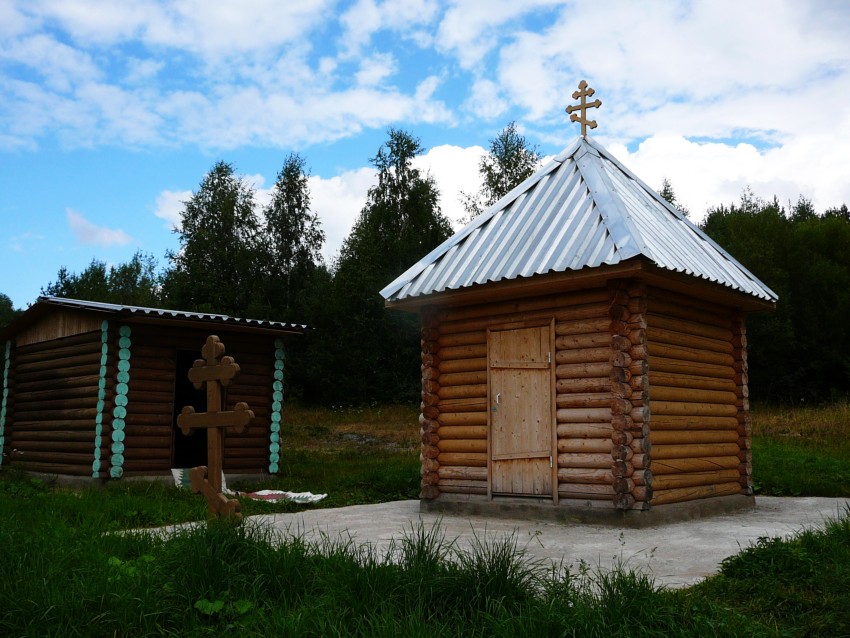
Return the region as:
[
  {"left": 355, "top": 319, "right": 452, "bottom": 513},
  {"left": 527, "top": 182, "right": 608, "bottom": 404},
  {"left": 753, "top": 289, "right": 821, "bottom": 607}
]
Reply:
[
  {"left": 380, "top": 136, "right": 778, "bottom": 307},
  {"left": 0, "top": 297, "right": 306, "bottom": 341}
]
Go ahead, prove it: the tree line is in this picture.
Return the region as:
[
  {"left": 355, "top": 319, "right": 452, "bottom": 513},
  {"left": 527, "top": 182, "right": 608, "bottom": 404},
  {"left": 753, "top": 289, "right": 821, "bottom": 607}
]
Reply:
[
  {"left": 2, "top": 126, "right": 848, "bottom": 406},
  {"left": 699, "top": 192, "right": 850, "bottom": 404}
]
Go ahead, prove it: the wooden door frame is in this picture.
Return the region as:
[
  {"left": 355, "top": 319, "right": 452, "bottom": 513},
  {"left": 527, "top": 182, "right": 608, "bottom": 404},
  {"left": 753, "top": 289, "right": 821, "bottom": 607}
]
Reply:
[{"left": 486, "top": 318, "right": 557, "bottom": 503}]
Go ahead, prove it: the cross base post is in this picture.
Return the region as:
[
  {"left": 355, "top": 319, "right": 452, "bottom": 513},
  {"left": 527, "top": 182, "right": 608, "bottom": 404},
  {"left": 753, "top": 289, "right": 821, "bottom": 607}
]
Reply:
[{"left": 190, "top": 465, "right": 242, "bottom": 520}]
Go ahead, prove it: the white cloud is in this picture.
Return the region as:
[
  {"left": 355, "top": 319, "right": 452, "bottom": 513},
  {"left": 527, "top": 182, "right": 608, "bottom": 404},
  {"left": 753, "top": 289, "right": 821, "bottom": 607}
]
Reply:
[
  {"left": 339, "top": 0, "right": 382, "bottom": 56},
  {"left": 76, "top": 82, "right": 164, "bottom": 145},
  {"left": 0, "top": 2, "right": 32, "bottom": 38},
  {"left": 463, "top": 78, "right": 509, "bottom": 120},
  {"left": 8, "top": 232, "right": 45, "bottom": 253},
  {"left": 66, "top": 209, "right": 131, "bottom": 246},
  {"left": 153, "top": 190, "right": 191, "bottom": 229},
  {"left": 414, "top": 144, "right": 485, "bottom": 226},
  {"left": 1, "top": 33, "right": 101, "bottom": 93},
  {"left": 339, "top": 0, "right": 440, "bottom": 57},
  {"left": 436, "top": 0, "right": 561, "bottom": 68},
  {"left": 308, "top": 144, "right": 484, "bottom": 263},
  {"left": 355, "top": 53, "right": 397, "bottom": 87},
  {"left": 26, "top": 0, "right": 331, "bottom": 57},
  {"left": 151, "top": 147, "right": 485, "bottom": 268},
  {"left": 309, "top": 167, "right": 376, "bottom": 264},
  {"left": 124, "top": 57, "right": 163, "bottom": 84},
  {"left": 493, "top": 1, "right": 850, "bottom": 132},
  {"left": 609, "top": 120, "right": 850, "bottom": 222}
]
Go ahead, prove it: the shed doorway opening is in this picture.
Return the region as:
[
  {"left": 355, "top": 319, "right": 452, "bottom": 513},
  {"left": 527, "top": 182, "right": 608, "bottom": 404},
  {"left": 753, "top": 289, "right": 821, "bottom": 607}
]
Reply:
[
  {"left": 488, "top": 324, "right": 555, "bottom": 498},
  {"left": 172, "top": 350, "right": 208, "bottom": 468}
]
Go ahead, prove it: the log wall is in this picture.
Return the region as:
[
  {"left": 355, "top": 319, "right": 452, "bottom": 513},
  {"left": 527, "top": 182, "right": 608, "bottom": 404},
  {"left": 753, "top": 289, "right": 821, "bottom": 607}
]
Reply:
[
  {"left": 609, "top": 280, "right": 651, "bottom": 510},
  {"left": 9, "top": 330, "right": 103, "bottom": 476},
  {"left": 420, "top": 288, "right": 619, "bottom": 503},
  {"left": 221, "top": 333, "right": 278, "bottom": 474},
  {"left": 646, "top": 288, "right": 745, "bottom": 506},
  {"left": 733, "top": 314, "right": 753, "bottom": 494},
  {"left": 123, "top": 326, "right": 277, "bottom": 476},
  {"left": 16, "top": 308, "right": 102, "bottom": 347},
  {"left": 420, "top": 281, "right": 752, "bottom": 511},
  {"left": 4, "top": 320, "right": 281, "bottom": 478},
  {"left": 1, "top": 340, "right": 13, "bottom": 467}
]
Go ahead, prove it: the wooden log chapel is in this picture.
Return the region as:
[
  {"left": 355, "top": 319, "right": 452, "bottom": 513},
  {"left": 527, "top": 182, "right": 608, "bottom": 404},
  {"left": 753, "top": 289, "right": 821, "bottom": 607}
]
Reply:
[
  {"left": 0, "top": 297, "right": 303, "bottom": 480},
  {"left": 381, "top": 89, "right": 777, "bottom": 520}
]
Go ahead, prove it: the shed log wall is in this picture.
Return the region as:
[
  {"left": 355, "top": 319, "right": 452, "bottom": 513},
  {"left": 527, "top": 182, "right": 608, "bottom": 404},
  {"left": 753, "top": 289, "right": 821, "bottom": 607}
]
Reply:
[
  {"left": 124, "top": 326, "right": 276, "bottom": 476},
  {"left": 5, "top": 322, "right": 279, "bottom": 478},
  {"left": 9, "top": 330, "right": 103, "bottom": 476},
  {"left": 16, "top": 309, "right": 102, "bottom": 347},
  {"left": 646, "top": 288, "right": 745, "bottom": 505}
]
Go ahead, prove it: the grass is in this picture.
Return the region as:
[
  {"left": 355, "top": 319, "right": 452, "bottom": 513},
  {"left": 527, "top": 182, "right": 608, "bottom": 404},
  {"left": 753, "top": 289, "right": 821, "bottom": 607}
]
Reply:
[
  {"left": 1, "top": 475, "right": 847, "bottom": 636},
  {"left": 1, "top": 402, "right": 849, "bottom": 635},
  {"left": 689, "top": 511, "right": 850, "bottom": 637},
  {"left": 751, "top": 402, "right": 850, "bottom": 497},
  {"left": 235, "top": 402, "right": 421, "bottom": 516}
]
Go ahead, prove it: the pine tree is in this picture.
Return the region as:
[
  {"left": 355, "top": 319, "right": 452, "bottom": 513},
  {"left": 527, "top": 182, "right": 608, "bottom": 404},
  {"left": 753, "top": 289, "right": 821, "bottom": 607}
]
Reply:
[{"left": 658, "top": 177, "right": 690, "bottom": 217}]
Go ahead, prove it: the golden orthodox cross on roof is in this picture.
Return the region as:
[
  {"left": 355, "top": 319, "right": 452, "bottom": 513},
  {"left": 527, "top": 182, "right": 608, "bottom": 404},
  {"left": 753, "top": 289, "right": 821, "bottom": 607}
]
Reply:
[
  {"left": 177, "top": 335, "right": 254, "bottom": 520},
  {"left": 565, "top": 80, "right": 601, "bottom": 136}
]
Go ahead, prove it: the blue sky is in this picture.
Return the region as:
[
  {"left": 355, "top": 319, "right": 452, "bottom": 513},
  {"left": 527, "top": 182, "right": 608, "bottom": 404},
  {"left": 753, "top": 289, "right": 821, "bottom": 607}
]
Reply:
[{"left": 2, "top": 0, "right": 849, "bottom": 309}]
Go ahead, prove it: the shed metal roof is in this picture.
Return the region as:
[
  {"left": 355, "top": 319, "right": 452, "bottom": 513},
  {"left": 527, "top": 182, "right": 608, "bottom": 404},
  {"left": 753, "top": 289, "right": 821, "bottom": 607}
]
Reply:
[
  {"left": 0, "top": 296, "right": 306, "bottom": 341},
  {"left": 380, "top": 136, "right": 778, "bottom": 305}
]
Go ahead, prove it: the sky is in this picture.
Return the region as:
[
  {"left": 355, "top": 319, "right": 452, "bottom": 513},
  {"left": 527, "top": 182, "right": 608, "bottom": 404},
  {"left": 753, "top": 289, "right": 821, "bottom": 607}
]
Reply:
[{"left": 2, "top": 0, "right": 849, "bottom": 310}]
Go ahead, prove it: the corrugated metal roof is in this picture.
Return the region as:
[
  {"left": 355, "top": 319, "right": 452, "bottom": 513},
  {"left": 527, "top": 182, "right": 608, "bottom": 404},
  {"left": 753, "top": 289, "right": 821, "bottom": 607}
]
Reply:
[
  {"left": 380, "top": 136, "right": 777, "bottom": 303},
  {"left": 31, "top": 297, "right": 307, "bottom": 331}
]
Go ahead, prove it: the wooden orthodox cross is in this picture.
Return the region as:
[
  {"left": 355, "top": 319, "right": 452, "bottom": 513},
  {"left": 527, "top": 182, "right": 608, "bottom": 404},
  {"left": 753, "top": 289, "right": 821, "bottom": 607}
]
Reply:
[
  {"left": 177, "top": 335, "right": 254, "bottom": 520},
  {"left": 565, "top": 80, "right": 602, "bottom": 136}
]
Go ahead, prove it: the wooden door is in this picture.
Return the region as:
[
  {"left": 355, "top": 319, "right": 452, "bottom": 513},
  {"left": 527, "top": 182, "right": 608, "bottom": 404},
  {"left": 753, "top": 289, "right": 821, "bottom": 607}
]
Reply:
[{"left": 489, "top": 325, "right": 553, "bottom": 497}]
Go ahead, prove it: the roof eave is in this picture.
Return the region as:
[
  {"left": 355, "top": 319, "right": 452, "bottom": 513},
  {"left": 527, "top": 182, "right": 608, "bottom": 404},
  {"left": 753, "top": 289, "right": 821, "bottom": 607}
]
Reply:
[
  {"left": 639, "top": 262, "right": 777, "bottom": 312},
  {"left": 385, "top": 261, "right": 647, "bottom": 312},
  {"left": 0, "top": 297, "right": 307, "bottom": 342},
  {"left": 385, "top": 258, "right": 776, "bottom": 313}
]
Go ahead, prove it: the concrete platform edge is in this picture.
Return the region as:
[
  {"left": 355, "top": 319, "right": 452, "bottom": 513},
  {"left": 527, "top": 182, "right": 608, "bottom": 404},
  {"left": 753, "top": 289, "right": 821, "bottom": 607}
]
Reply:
[{"left": 420, "top": 494, "right": 756, "bottom": 528}]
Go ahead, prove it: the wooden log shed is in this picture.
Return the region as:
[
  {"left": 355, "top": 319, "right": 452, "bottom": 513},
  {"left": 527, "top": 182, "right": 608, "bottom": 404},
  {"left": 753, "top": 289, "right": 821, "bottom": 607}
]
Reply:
[
  {"left": 0, "top": 297, "right": 303, "bottom": 480},
  {"left": 381, "top": 135, "right": 777, "bottom": 522}
]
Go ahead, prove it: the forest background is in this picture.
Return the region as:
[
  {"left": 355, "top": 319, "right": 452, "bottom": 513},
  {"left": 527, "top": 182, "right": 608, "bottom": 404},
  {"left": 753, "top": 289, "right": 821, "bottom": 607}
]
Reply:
[{"left": 2, "top": 124, "right": 848, "bottom": 408}]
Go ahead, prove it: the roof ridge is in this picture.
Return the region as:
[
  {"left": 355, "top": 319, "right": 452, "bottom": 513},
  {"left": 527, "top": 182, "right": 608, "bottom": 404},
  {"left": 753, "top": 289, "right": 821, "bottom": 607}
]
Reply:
[
  {"left": 583, "top": 139, "right": 780, "bottom": 300},
  {"left": 573, "top": 144, "right": 646, "bottom": 261}
]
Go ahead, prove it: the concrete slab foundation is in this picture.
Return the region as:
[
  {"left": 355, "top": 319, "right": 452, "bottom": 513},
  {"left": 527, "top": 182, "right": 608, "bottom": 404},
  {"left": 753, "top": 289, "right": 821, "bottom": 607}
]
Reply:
[{"left": 254, "top": 496, "right": 848, "bottom": 588}]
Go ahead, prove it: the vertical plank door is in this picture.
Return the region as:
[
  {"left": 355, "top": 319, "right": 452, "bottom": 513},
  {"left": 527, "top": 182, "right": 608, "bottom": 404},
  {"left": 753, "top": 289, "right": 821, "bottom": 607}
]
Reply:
[{"left": 489, "top": 325, "right": 553, "bottom": 496}]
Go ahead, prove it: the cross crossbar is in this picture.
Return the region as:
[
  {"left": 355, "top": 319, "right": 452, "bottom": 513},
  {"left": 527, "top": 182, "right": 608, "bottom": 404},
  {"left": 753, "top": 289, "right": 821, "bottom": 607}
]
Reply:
[{"left": 565, "top": 80, "right": 602, "bottom": 136}]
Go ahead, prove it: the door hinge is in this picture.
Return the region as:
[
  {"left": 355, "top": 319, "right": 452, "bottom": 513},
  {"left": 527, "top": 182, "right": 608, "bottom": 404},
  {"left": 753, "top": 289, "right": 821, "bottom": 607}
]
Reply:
[{"left": 548, "top": 351, "right": 551, "bottom": 364}]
